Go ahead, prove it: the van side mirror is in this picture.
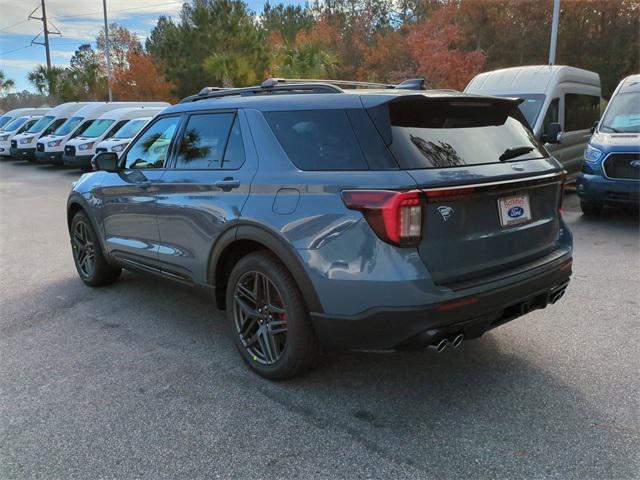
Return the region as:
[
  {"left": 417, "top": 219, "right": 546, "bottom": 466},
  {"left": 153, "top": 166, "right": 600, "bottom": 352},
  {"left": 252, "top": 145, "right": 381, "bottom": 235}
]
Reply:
[
  {"left": 590, "top": 120, "right": 599, "bottom": 134},
  {"left": 541, "top": 122, "right": 562, "bottom": 144},
  {"left": 92, "top": 152, "right": 119, "bottom": 172}
]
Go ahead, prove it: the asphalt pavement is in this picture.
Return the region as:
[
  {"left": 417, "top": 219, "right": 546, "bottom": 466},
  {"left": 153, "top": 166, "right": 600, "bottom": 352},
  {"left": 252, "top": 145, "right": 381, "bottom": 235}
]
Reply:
[{"left": 1, "top": 159, "right": 638, "bottom": 479}]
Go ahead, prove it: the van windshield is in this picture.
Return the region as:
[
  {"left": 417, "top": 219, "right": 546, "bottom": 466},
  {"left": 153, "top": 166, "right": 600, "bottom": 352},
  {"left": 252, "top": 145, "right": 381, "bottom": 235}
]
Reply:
[
  {"left": 113, "top": 119, "right": 149, "bottom": 139},
  {"left": 27, "top": 115, "right": 55, "bottom": 133},
  {"left": 0, "top": 116, "right": 12, "bottom": 129},
  {"left": 386, "top": 98, "right": 547, "bottom": 169},
  {"left": 2, "top": 117, "right": 28, "bottom": 132},
  {"left": 600, "top": 92, "right": 640, "bottom": 133},
  {"left": 54, "top": 116, "right": 84, "bottom": 136},
  {"left": 82, "top": 119, "right": 115, "bottom": 138}
]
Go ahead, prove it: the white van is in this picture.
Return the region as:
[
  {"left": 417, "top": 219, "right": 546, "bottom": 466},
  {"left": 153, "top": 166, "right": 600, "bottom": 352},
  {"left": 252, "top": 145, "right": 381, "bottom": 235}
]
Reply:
[
  {"left": 11, "top": 102, "right": 90, "bottom": 161},
  {"left": 0, "top": 107, "right": 50, "bottom": 131},
  {"left": 64, "top": 106, "right": 168, "bottom": 168},
  {"left": 94, "top": 110, "right": 164, "bottom": 158},
  {"left": 0, "top": 113, "right": 48, "bottom": 157},
  {"left": 36, "top": 102, "right": 169, "bottom": 166},
  {"left": 465, "top": 65, "right": 602, "bottom": 176}
]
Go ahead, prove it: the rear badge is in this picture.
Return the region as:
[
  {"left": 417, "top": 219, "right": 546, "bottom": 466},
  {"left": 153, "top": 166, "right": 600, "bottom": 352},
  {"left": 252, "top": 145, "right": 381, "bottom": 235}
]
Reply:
[
  {"left": 437, "top": 205, "right": 454, "bottom": 222},
  {"left": 630, "top": 160, "right": 640, "bottom": 168}
]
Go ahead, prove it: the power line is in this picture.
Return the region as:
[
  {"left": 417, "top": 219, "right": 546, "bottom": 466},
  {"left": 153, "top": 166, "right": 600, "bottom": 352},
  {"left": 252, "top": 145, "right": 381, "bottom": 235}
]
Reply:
[
  {"left": 48, "top": 1, "right": 182, "bottom": 20},
  {"left": 0, "top": 45, "right": 34, "bottom": 56},
  {"left": 0, "top": 19, "right": 30, "bottom": 33}
]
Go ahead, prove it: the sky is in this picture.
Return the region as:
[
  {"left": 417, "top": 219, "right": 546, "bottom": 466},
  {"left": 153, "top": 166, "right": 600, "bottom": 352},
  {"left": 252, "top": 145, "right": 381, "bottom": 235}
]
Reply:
[{"left": 0, "top": 0, "right": 301, "bottom": 92}]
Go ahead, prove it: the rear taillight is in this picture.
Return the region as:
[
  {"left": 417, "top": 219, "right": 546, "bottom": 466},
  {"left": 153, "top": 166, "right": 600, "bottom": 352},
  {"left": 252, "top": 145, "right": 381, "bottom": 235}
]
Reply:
[{"left": 342, "top": 190, "right": 423, "bottom": 246}]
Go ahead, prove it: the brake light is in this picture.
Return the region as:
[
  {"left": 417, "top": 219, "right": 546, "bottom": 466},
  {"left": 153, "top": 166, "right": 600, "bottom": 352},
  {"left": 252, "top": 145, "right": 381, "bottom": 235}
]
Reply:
[
  {"left": 342, "top": 190, "right": 423, "bottom": 246},
  {"left": 424, "top": 187, "right": 475, "bottom": 200}
]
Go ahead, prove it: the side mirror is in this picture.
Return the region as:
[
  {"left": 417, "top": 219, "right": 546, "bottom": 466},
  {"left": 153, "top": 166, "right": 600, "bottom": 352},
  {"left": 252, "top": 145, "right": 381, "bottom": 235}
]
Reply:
[
  {"left": 541, "top": 122, "right": 562, "bottom": 144},
  {"left": 590, "top": 120, "right": 599, "bottom": 134},
  {"left": 92, "top": 152, "right": 119, "bottom": 172}
]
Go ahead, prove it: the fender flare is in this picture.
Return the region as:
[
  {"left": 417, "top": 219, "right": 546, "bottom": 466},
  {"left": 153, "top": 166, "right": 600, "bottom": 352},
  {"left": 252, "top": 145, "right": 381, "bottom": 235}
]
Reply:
[
  {"left": 208, "top": 222, "right": 324, "bottom": 314},
  {"left": 66, "top": 195, "right": 110, "bottom": 257}
]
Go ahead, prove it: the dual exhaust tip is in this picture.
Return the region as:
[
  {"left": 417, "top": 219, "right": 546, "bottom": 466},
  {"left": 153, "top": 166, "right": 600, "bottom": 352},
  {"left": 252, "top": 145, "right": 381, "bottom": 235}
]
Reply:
[{"left": 428, "top": 333, "right": 464, "bottom": 353}]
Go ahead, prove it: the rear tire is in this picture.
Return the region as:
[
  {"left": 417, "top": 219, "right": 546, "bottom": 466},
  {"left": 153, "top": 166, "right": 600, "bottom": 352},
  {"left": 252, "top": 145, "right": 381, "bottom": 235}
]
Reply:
[
  {"left": 226, "top": 251, "right": 320, "bottom": 380},
  {"left": 70, "top": 211, "right": 121, "bottom": 286},
  {"left": 580, "top": 200, "right": 603, "bottom": 217}
]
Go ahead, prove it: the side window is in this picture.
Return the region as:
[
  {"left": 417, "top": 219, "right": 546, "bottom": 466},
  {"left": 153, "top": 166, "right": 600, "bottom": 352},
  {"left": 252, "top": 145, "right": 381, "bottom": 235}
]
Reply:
[
  {"left": 43, "top": 119, "right": 65, "bottom": 136},
  {"left": 105, "top": 120, "right": 128, "bottom": 139},
  {"left": 174, "top": 113, "right": 234, "bottom": 169},
  {"left": 125, "top": 116, "right": 180, "bottom": 170},
  {"left": 264, "top": 110, "right": 368, "bottom": 171},
  {"left": 542, "top": 98, "right": 559, "bottom": 132},
  {"left": 565, "top": 94, "right": 600, "bottom": 131},
  {"left": 221, "top": 116, "right": 245, "bottom": 169},
  {"left": 72, "top": 120, "right": 94, "bottom": 138}
]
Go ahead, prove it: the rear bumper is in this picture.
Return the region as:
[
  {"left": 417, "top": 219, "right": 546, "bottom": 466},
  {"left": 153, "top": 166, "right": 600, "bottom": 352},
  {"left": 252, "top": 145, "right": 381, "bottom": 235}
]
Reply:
[
  {"left": 310, "top": 254, "right": 572, "bottom": 350},
  {"left": 35, "top": 151, "right": 63, "bottom": 165},
  {"left": 63, "top": 153, "right": 93, "bottom": 169},
  {"left": 11, "top": 147, "right": 36, "bottom": 161},
  {"left": 576, "top": 173, "right": 640, "bottom": 205}
]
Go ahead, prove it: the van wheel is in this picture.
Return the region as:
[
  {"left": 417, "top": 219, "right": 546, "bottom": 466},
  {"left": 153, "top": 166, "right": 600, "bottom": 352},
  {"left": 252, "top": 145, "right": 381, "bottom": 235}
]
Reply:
[
  {"left": 226, "top": 251, "right": 320, "bottom": 380},
  {"left": 70, "top": 212, "right": 121, "bottom": 286},
  {"left": 580, "top": 201, "right": 603, "bottom": 216}
]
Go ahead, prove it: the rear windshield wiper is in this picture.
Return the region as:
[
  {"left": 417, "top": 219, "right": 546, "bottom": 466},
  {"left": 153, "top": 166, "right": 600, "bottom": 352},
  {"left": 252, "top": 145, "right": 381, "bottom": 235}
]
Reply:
[{"left": 499, "top": 146, "right": 534, "bottom": 162}]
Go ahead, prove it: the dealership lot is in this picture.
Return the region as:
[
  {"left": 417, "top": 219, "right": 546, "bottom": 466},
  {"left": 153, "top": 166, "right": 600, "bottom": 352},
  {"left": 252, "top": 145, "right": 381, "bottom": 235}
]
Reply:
[{"left": 0, "top": 160, "right": 638, "bottom": 479}]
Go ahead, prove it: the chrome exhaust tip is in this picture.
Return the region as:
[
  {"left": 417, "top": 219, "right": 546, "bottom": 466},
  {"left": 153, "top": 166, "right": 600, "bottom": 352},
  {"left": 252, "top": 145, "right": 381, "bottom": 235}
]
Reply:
[
  {"left": 451, "top": 333, "right": 464, "bottom": 348},
  {"left": 428, "top": 338, "right": 448, "bottom": 353}
]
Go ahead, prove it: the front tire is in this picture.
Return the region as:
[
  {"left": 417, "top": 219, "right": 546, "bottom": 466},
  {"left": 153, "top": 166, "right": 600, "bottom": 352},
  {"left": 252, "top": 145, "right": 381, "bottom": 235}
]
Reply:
[
  {"left": 226, "top": 251, "right": 320, "bottom": 380},
  {"left": 580, "top": 200, "right": 604, "bottom": 216},
  {"left": 70, "top": 211, "right": 121, "bottom": 286}
]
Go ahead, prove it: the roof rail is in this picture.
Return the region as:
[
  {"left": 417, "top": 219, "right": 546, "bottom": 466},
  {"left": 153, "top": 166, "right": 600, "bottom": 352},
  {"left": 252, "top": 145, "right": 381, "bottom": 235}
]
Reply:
[{"left": 180, "top": 77, "right": 428, "bottom": 103}]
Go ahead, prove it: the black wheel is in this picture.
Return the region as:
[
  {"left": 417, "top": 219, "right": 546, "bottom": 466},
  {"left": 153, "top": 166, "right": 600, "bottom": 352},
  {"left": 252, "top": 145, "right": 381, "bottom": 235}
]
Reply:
[
  {"left": 226, "top": 251, "right": 320, "bottom": 380},
  {"left": 580, "top": 200, "right": 604, "bottom": 217},
  {"left": 70, "top": 211, "right": 121, "bottom": 286}
]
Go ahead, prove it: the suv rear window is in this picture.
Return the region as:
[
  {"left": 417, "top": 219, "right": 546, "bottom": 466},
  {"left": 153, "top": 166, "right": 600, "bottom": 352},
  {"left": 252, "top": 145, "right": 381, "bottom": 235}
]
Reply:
[
  {"left": 265, "top": 110, "right": 368, "bottom": 171},
  {"left": 382, "top": 97, "right": 548, "bottom": 169}
]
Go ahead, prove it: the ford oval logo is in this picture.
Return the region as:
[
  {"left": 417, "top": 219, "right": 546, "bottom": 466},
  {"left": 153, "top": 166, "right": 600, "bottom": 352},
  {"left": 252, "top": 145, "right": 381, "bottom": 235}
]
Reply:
[
  {"left": 508, "top": 206, "right": 524, "bottom": 218},
  {"left": 630, "top": 160, "right": 640, "bottom": 168}
]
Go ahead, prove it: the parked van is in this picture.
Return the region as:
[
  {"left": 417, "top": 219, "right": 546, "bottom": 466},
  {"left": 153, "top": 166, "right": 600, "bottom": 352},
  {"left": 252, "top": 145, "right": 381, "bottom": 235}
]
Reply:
[
  {"left": 94, "top": 114, "right": 158, "bottom": 158},
  {"left": 64, "top": 106, "right": 168, "bottom": 168},
  {"left": 465, "top": 65, "right": 602, "bottom": 177},
  {"left": 0, "top": 113, "right": 47, "bottom": 157},
  {"left": 576, "top": 74, "right": 640, "bottom": 214},
  {"left": 36, "top": 102, "right": 169, "bottom": 166},
  {"left": 10, "top": 102, "right": 90, "bottom": 161},
  {"left": 0, "top": 107, "right": 50, "bottom": 131}
]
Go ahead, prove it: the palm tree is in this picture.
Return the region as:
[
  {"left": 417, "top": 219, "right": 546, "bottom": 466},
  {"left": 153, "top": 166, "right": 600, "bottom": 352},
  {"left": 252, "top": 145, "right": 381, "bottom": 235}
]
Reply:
[
  {"left": 0, "top": 70, "right": 15, "bottom": 94},
  {"left": 27, "top": 65, "right": 66, "bottom": 96}
]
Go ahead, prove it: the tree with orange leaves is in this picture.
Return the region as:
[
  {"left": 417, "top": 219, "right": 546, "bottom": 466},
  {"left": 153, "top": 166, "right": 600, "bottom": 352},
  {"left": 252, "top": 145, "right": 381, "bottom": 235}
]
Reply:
[{"left": 112, "top": 51, "right": 177, "bottom": 103}]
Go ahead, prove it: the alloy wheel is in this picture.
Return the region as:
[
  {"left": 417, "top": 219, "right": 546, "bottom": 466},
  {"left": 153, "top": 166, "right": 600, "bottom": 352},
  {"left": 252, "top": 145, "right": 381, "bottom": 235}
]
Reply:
[
  {"left": 233, "top": 271, "right": 288, "bottom": 365},
  {"left": 72, "top": 220, "right": 96, "bottom": 277}
]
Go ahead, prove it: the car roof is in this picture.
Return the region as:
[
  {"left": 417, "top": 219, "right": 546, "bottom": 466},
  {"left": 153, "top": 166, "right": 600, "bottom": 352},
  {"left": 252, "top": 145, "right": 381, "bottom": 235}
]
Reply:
[
  {"left": 465, "top": 65, "right": 601, "bottom": 95},
  {"left": 94, "top": 107, "right": 166, "bottom": 121},
  {"left": 162, "top": 88, "right": 484, "bottom": 115},
  {"left": 619, "top": 74, "right": 640, "bottom": 93}
]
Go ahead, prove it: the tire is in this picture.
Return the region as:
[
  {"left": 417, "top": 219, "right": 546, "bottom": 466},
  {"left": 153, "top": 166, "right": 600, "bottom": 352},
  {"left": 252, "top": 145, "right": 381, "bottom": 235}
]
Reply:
[
  {"left": 70, "top": 211, "right": 121, "bottom": 286},
  {"left": 226, "top": 251, "right": 320, "bottom": 380},
  {"left": 580, "top": 200, "right": 604, "bottom": 217}
]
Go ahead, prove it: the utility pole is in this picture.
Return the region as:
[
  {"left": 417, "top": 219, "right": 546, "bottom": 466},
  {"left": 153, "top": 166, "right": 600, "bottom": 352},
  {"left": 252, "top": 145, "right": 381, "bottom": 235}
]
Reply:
[
  {"left": 29, "top": 1, "right": 60, "bottom": 74},
  {"left": 102, "top": 0, "right": 113, "bottom": 102},
  {"left": 548, "top": 0, "right": 560, "bottom": 65}
]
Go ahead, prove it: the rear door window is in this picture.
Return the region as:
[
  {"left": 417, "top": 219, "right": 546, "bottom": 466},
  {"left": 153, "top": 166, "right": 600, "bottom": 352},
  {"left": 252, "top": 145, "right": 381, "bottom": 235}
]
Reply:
[
  {"left": 265, "top": 110, "right": 368, "bottom": 171},
  {"left": 380, "top": 98, "right": 547, "bottom": 169},
  {"left": 565, "top": 94, "right": 600, "bottom": 131}
]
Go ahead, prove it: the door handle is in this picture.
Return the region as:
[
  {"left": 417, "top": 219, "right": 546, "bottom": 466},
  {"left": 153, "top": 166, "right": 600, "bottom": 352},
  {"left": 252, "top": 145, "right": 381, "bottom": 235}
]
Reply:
[
  {"left": 135, "top": 180, "right": 151, "bottom": 189},
  {"left": 215, "top": 177, "right": 240, "bottom": 191}
]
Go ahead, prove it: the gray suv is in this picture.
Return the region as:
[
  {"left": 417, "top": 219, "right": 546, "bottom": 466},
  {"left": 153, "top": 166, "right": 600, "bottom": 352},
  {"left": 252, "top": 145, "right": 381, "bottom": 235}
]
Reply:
[{"left": 67, "top": 79, "right": 573, "bottom": 379}]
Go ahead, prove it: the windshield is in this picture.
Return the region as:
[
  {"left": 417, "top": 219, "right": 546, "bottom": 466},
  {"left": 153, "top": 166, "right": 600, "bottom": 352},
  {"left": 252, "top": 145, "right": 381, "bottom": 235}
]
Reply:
[
  {"left": 113, "top": 118, "right": 149, "bottom": 139},
  {"left": 495, "top": 94, "right": 545, "bottom": 128},
  {"left": 81, "top": 119, "right": 115, "bottom": 138},
  {"left": 26, "top": 115, "right": 55, "bottom": 133},
  {"left": 2, "top": 117, "right": 28, "bottom": 132},
  {"left": 54, "top": 116, "right": 83, "bottom": 136},
  {"left": 600, "top": 92, "right": 640, "bottom": 133},
  {"left": 0, "top": 116, "right": 12, "bottom": 129},
  {"left": 386, "top": 98, "right": 547, "bottom": 169}
]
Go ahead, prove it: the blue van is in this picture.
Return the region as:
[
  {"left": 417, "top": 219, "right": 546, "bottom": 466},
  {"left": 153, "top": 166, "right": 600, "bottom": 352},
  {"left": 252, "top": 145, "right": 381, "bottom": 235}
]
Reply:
[{"left": 577, "top": 74, "right": 640, "bottom": 215}]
